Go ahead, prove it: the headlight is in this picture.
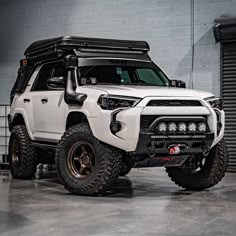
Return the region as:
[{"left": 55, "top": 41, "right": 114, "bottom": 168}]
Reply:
[
  {"left": 204, "top": 97, "right": 223, "bottom": 110},
  {"left": 98, "top": 95, "right": 141, "bottom": 110}
]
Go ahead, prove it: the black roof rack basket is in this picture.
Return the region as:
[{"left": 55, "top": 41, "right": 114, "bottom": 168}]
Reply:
[{"left": 25, "top": 36, "right": 150, "bottom": 61}]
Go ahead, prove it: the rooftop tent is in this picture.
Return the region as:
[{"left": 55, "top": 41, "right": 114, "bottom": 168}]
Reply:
[
  {"left": 24, "top": 36, "right": 151, "bottom": 61},
  {"left": 10, "top": 36, "right": 151, "bottom": 103},
  {"left": 214, "top": 17, "right": 236, "bottom": 42}
]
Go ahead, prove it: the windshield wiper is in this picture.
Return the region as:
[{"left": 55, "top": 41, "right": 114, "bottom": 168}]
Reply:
[{"left": 131, "top": 81, "right": 156, "bottom": 85}]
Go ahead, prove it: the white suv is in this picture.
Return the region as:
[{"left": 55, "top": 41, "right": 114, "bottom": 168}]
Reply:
[{"left": 8, "top": 36, "right": 229, "bottom": 195}]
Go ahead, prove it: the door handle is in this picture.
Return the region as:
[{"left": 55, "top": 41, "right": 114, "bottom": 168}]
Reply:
[
  {"left": 23, "top": 98, "right": 30, "bottom": 103},
  {"left": 41, "top": 98, "right": 48, "bottom": 104}
]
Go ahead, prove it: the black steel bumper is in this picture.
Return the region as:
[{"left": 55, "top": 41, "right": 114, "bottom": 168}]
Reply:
[{"left": 135, "top": 132, "right": 215, "bottom": 155}]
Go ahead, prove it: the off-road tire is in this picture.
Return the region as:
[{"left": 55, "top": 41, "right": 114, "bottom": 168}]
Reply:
[
  {"left": 119, "top": 157, "right": 134, "bottom": 176},
  {"left": 8, "top": 125, "right": 38, "bottom": 179},
  {"left": 166, "top": 139, "right": 229, "bottom": 190},
  {"left": 56, "top": 123, "right": 122, "bottom": 195}
]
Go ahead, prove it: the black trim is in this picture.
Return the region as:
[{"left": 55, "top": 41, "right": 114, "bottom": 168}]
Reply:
[
  {"left": 134, "top": 155, "right": 190, "bottom": 168},
  {"left": 146, "top": 100, "right": 202, "bottom": 107}
]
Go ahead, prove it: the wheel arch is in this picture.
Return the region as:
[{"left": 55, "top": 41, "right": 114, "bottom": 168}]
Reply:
[
  {"left": 66, "top": 111, "right": 90, "bottom": 130},
  {"left": 8, "top": 112, "right": 34, "bottom": 140},
  {"left": 9, "top": 113, "right": 26, "bottom": 131}
]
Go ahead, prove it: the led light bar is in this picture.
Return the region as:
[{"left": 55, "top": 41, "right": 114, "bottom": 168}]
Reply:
[
  {"left": 79, "top": 48, "right": 143, "bottom": 55},
  {"left": 188, "top": 122, "right": 197, "bottom": 132},
  {"left": 168, "top": 122, "right": 177, "bottom": 132},
  {"left": 150, "top": 135, "right": 207, "bottom": 139},
  {"left": 178, "top": 122, "right": 187, "bottom": 132},
  {"left": 157, "top": 122, "right": 167, "bottom": 132}
]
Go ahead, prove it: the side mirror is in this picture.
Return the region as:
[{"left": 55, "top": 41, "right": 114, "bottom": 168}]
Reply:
[
  {"left": 170, "top": 80, "right": 186, "bottom": 88},
  {"left": 47, "top": 76, "right": 65, "bottom": 89}
]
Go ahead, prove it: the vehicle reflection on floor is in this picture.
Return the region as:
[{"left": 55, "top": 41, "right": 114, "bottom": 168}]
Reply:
[{"left": 0, "top": 167, "right": 236, "bottom": 236}]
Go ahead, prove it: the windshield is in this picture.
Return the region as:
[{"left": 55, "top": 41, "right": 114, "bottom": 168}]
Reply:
[{"left": 79, "top": 64, "right": 169, "bottom": 86}]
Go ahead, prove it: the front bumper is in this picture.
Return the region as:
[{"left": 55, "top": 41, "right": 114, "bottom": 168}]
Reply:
[
  {"left": 89, "top": 96, "right": 224, "bottom": 152},
  {"left": 135, "top": 132, "right": 215, "bottom": 155}
]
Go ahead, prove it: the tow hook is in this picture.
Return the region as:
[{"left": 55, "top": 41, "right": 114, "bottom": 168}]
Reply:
[{"left": 168, "top": 144, "right": 188, "bottom": 155}]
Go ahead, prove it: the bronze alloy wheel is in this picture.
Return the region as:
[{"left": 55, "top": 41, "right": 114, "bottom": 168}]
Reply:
[{"left": 67, "top": 141, "right": 95, "bottom": 179}]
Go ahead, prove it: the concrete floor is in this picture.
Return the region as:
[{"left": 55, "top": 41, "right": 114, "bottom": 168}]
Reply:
[{"left": 0, "top": 168, "right": 236, "bottom": 236}]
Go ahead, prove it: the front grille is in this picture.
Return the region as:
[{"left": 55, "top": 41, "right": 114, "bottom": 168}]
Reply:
[{"left": 147, "top": 100, "right": 202, "bottom": 106}]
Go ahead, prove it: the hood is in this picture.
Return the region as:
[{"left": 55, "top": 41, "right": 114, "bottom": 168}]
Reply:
[{"left": 84, "top": 85, "right": 214, "bottom": 99}]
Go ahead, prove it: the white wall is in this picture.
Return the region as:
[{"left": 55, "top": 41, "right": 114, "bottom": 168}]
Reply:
[{"left": 0, "top": 0, "right": 236, "bottom": 104}]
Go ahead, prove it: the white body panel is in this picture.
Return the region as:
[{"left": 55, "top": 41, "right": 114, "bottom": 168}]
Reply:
[{"left": 10, "top": 66, "right": 224, "bottom": 152}]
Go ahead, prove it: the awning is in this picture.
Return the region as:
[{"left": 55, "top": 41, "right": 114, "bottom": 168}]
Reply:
[{"left": 214, "top": 17, "right": 236, "bottom": 42}]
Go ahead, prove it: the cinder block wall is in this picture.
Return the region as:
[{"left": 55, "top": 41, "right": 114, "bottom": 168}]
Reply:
[{"left": 0, "top": 0, "right": 236, "bottom": 104}]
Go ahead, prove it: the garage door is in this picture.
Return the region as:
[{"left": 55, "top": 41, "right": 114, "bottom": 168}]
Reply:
[{"left": 222, "top": 43, "right": 236, "bottom": 171}]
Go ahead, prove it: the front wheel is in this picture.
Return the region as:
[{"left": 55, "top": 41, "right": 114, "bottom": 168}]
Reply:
[
  {"left": 56, "top": 123, "right": 122, "bottom": 195},
  {"left": 119, "top": 156, "right": 134, "bottom": 176},
  {"left": 166, "top": 139, "right": 229, "bottom": 190}
]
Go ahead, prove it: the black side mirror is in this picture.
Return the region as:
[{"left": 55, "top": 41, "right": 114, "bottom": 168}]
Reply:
[
  {"left": 47, "top": 76, "right": 65, "bottom": 89},
  {"left": 170, "top": 80, "right": 186, "bottom": 88}
]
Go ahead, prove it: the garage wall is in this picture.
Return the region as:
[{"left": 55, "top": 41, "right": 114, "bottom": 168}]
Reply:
[{"left": 0, "top": 0, "right": 236, "bottom": 104}]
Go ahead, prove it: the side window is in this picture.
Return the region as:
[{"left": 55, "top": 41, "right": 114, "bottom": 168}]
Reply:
[
  {"left": 52, "top": 64, "right": 67, "bottom": 78},
  {"left": 32, "top": 65, "right": 53, "bottom": 91},
  {"left": 32, "top": 62, "right": 66, "bottom": 91}
]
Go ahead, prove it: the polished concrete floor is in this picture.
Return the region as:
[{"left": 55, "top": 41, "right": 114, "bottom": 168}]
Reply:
[{"left": 0, "top": 168, "right": 236, "bottom": 236}]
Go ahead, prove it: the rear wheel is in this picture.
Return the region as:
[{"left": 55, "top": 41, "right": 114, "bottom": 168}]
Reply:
[
  {"left": 166, "top": 139, "right": 229, "bottom": 190},
  {"left": 9, "top": 125, "right": 38, "bottom": 179},
  {"left": 56, "top": 123, "right": 122, "bottom": 195}
]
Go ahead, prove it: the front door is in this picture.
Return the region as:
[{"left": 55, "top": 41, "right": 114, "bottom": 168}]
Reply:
[{"left": 30, "top": 61, "right": 67, "bottom": 142}]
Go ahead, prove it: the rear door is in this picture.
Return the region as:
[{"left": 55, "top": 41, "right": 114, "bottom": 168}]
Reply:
[{"left": 30, "top": 61, "right": 67, "bottom": 142}]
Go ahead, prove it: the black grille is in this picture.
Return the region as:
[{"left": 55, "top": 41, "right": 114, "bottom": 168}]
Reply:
[
  {"left": 147, "top": 100, "right": 202, "bottom": 106},
  {"left": 140, "top": 115, "right": 159, "bottom": 130}
]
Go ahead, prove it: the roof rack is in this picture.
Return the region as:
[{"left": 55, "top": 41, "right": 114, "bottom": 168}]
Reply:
[{"left": 24, "top": 36, "right": 150, "bottom": 61}]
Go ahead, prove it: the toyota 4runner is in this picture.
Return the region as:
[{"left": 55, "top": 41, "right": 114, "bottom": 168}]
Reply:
[{"left": 8, "top": 36, "right": 229, "bottom": 195}]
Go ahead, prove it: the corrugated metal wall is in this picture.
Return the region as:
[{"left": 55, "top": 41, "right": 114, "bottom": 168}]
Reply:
[
  {"left": 0, "top": 105, "right": 10, "bottom": 166},
  {"left": 222, "top": 43, "right": 236, "bottom": 171}
]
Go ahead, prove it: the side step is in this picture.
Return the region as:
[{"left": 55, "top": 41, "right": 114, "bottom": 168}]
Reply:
[{"left": 32, "top": 141, "right": 57, "bottom": 151}]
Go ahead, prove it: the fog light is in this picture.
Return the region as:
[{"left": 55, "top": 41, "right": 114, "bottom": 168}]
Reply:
[
  {"left": 188, "top": 122, "right": 196, "bottom": 132},
  {"left": 157, "top": 122, "right": 167, "bottom": 133},
  {"left": 168, "top": 122, "right": 177, "bottom": 132},
  {"left": 110, "top": 121, "right": 121, "bottom": 133},
  {"left": 198, "top": 122, "right": 206, "bottom": 132},
  {"left": 178, "top": 122, "right": 187, "bottom": 132}
]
